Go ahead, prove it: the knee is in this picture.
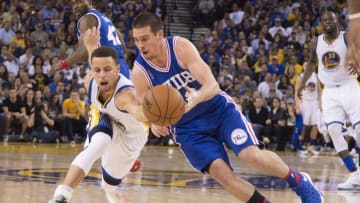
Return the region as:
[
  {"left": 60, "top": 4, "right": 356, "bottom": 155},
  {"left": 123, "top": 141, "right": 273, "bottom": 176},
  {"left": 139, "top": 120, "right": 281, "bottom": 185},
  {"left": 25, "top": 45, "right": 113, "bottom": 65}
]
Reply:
[
  {"left": 327, "top": 122, "right": 343, "bottom": 137},
  {"left": 238, "top": 146, "right": 263, "bottom": 166}
]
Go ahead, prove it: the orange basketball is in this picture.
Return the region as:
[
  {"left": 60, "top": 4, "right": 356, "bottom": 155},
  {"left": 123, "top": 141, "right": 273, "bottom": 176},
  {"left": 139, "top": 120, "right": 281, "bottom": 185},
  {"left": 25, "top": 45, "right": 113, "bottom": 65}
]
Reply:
[{"left": 142, "top": 85, "right": 185, "bottom": 126}]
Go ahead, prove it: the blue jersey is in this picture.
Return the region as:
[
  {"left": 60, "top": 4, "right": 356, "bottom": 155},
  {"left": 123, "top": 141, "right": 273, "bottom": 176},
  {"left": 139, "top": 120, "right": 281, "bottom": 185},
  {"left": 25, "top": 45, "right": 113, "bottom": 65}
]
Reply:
[
  {"left": 135, "top": 36, "right": 225, "bottom": 127},
  {"left": 78, "top": 9, "right": 130, "bottom": 78},
  {"left": 135, "top": 37, "right": 258, "bottom": 172}
]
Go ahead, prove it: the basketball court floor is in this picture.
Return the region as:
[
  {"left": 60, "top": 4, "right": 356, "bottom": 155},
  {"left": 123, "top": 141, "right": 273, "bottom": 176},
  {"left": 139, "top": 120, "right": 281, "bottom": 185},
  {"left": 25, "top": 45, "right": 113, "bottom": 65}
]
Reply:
[{"left": 0, "top": 142, "right": 359, "bottom": 203}]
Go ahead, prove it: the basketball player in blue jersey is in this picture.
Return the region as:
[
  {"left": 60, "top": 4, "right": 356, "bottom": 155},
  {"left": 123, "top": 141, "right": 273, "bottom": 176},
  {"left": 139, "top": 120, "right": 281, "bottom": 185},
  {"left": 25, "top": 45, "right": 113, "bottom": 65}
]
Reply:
[
  {"left": 127, "top": 12, "right": 323, "bottom": 203},
  {"left": 48, "top": 44, "right": 148, "bottom": 203},
  {"left": 297, "top": 10, "right": 360, "bottom": 190},
  {"left": 52, "top": 0, "right": 129, "bottom": 78}
]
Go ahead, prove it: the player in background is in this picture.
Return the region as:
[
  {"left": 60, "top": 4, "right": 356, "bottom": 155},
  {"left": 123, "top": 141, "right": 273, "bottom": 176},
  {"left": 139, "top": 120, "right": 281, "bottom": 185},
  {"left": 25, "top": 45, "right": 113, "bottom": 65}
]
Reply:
[
  {"left": 128, "top": 12, "right": 323, "bottom": 203},
  {"left": 52, "top": 0, "right": 129, "bottom": 78},
  {"left": 297, "top": 10, "right": 360, "bottom": 190},
  {"left": 48, "top": 33, "right": 148, "bottom": 202},
  {"left": 294, "top": 63, "right": 321, "bottom": 155}
]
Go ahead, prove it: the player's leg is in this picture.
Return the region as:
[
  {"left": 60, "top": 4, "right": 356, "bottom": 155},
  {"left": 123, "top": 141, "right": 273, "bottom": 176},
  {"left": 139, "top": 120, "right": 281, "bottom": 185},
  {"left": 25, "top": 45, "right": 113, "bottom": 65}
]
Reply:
[
  {"left": 221, "top": 108, "right": 323, "bottom": 202},
  {"left": 100, "top": 127, "right": 147, "bottom": 203},
  {"left": 48, "top": 112, "right": 113, "bottom": 202},
  {"left": 322, "top": 87, "right": 359, "bottom": 190},
  {"left": 174, "top": 131, "right": 270, "bottom": 203}
]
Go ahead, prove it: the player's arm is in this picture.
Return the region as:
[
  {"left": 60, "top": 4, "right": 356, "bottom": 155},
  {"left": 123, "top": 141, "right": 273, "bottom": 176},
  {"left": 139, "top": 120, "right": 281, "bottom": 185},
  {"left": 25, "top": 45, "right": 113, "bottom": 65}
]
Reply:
[
  {"left": 54, "top": 15, "right": 98, "bottom": 72},
  {"left": 174, "top": 37, "right": 220, "bottom": 108},
  {"left": 297, "top": 38, "right": 317, "bottom": 99},
  {"left": 132, "top": 65, "right": 169, "bottom": 136},
  {"left": 67, "top": 15, "right": 98, "bottom": 65},
  {"left": 294, "top": 73, "right": 303, "bottom": 103},
  {"left": 131, "top": 65, "right": 152, "bottom": 101},
  {"left": 317, "top": 76, "right": 323, "bottom": 112},
  {"left": 114, "top": 87, "right": 148, "bottom": 123}
]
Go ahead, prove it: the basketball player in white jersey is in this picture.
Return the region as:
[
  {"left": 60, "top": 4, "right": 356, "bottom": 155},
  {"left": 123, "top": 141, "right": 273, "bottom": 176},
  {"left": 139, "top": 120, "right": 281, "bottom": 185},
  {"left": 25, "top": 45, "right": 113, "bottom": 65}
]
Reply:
[
  {"left": 48, "top": 43, "right": 148, "bottom": 202},
  {"left": 297, "top": 10, "right": 360, "bottom": 190},
  {"left": 295, "top": 64, "right": 321, "bottom": 155}
]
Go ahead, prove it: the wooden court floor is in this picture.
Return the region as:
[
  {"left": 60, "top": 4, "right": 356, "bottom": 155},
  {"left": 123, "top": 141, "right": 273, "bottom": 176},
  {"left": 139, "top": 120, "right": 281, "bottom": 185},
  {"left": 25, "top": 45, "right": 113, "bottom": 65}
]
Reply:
[{"left": 0, "top": 143, "right": 359, "bottom": 203}]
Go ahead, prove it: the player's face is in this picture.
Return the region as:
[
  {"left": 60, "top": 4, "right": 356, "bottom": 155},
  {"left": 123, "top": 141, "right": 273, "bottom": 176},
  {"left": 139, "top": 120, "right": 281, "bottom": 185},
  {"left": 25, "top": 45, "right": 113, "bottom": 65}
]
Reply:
[
  {"left": 72, "top": 0, "right": 90, "bottom": 19},
  {"left": 321, "top": 12, "right": 337, "bottom": 34},
  {"left": 132, "top": 25, "right": 163, "bottom": 60},
  {"left": 91, "top": 57, "right": 120, "bottom": 93}
]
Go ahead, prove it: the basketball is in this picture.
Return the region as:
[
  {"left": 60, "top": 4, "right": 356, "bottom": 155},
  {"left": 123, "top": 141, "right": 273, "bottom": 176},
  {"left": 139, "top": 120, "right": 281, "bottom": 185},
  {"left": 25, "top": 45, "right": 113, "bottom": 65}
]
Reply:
[{"left": 142, "top": 85, "right": 185, "bottom": 126}]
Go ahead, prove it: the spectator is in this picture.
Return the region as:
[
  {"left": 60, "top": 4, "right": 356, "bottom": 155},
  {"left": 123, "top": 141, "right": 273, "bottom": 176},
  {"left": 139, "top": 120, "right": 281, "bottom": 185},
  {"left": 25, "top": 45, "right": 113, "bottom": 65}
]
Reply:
[
  {"left": 28, "top": 103, "right": 59, "bottom": 143},
  {"left": 0, "top": 20, "right": 16, "bottom": 46},
  {"left": 62, "top": 89, "right": 87, "bottom": 143},
  {"left": 19, "top": 47, "right": 34, "bottom": 71},
  {"left": 267, "top": 57, "right": 285, "bottom": 75},
  {"left": 2, "top": 87, "right": 28, "bottom": 140},
  {"left": 248, "top": 97, "right": 269, "bottom": 141},
  {"left": 264, "top": 97, "right": 288, "bottom": 151},
  {"left": 268, "top": 17, "right": 287, "bottom": 38},
  {"left": 30, "top": 23, "right": 49, "bottom": 45}
]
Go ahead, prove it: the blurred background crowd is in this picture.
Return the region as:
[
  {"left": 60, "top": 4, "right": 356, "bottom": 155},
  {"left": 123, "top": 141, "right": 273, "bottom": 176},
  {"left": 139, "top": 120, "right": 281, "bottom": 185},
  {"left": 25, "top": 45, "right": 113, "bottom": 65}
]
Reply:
[{"left": 0, "top": 0, "right": 349, "bottom": 152}]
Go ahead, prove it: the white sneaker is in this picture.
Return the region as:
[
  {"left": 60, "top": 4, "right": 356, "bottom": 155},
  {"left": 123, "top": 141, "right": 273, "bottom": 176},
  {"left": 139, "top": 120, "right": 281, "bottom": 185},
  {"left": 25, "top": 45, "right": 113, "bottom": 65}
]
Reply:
[
  {"left": 308, "top": 145, "right": 320, "bottom": 156},
  {"left": 337, "top": 171, "right": 360, "bottom": 190}
]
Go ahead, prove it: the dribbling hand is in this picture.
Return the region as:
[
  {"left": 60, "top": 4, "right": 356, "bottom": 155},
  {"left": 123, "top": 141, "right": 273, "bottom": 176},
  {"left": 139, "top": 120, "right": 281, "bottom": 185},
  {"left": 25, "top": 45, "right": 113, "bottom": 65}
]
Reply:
[{"left": 151, "top": 124, "right": 169, "bottom": 137}]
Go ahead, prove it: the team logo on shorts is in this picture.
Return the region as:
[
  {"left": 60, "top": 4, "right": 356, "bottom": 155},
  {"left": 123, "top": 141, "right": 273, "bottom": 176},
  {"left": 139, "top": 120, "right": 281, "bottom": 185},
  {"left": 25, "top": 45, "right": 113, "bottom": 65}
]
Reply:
[{"left": 231, "top": 129, "right": 248, "bottom": 145}]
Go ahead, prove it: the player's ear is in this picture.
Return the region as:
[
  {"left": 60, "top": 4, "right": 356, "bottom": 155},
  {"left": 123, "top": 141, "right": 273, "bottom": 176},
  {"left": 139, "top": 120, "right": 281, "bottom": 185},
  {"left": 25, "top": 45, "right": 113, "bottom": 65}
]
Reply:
[
  {"left": 117, "top": 64, "right": 120, "bottom": 72},
  {"left": 158, "top": 30, "right": 164, "bottom": 38}
]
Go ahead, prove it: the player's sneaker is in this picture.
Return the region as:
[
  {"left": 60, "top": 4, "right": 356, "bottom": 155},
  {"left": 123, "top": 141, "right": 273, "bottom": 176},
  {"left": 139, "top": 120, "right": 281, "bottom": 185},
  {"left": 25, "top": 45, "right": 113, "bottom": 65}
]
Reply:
[
  {"left": 130, "top": 159, "right": 141, "bottom": 172},
  {"left": 292, "top": 172, "right": 324, "bottom": 203},
  {"left": 48, "top": 195, "right": 68, "bottom": 203},
  {"left": 308, "top": 145, "right": 320, "bottom": 156},
  {"left": 337, "top": 170, "right": 360, "bottom": 190},
  {"left": 297, "top": 145, "right": 308, "bottom": 156}
]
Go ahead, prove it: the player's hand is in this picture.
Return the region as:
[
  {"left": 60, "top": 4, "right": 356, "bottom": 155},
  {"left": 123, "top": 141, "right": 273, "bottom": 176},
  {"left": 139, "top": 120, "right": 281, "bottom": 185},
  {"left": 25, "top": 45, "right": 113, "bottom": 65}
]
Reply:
[
  {"left": 151, "top": 124, "right": 169, "bottom": 137},
  {"left": 83, "top": 26, "right": 100, "bottom": 54},
  {"left": 346, "top": 18, "right": 360, "bottom": 74},
  {"left": 184, "top": 86, "right": 200, "bottom": 113}
]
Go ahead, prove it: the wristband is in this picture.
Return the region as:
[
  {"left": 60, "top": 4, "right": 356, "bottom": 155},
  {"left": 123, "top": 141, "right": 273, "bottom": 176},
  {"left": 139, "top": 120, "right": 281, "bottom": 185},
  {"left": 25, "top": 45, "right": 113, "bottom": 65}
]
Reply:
[
  {"left": 61, "top": 59, "right": 69, "bottom": 69},
  {"left": 348, "top": 12, "right": 360, "bottom": 20}
]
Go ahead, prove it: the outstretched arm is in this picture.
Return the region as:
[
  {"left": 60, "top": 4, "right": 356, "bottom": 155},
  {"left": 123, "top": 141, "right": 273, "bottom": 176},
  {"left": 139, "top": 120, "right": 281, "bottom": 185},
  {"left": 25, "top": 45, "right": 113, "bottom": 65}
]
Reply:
[
  {"left": 114, "top": 88, "right": 149, "bottom": 124},
  {"left": 53, "top": 15, "right": 98, "bottom": 72}
]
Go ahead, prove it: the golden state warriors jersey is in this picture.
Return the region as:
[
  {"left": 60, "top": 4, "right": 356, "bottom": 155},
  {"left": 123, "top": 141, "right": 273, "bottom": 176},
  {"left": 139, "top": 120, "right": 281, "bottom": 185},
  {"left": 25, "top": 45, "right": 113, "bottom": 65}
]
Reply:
[
  {"left": 301, "top": 72, "right": 318, "bottom": 100},
  {"left": 87, "top": 74, "right": 146, "bottom": 136},
  {"left": 316, "top": 31, "right": 353, "bottom": 87}
]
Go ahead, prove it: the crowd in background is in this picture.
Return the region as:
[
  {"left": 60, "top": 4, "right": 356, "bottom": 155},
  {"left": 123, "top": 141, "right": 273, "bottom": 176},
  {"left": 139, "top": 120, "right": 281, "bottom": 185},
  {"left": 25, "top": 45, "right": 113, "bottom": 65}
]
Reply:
[{"left": 0, "top": 0, "right": 349, "bottom": 150}]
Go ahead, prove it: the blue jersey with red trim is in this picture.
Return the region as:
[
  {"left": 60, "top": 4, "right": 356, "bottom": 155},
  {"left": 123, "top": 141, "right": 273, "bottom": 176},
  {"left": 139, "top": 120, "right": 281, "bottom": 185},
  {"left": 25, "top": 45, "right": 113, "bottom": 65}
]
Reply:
[{"left": 134, "top": 36, "right": 228, "bottom": 126}]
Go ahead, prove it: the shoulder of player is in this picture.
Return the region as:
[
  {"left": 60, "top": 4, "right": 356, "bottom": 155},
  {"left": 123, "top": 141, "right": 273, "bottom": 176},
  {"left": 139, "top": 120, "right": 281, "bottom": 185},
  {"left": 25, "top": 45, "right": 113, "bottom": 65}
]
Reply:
[{"left": 79, "top": 14, "right": 98, "bottom": 32}]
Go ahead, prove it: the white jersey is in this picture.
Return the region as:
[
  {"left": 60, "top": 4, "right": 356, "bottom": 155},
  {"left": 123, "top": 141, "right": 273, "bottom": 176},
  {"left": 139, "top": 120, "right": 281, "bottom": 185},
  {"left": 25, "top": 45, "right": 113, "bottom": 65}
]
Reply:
[
  {"left": 301, "top": 72, "right": 318, "bottom": 101},
  {"left": 87, "top": 73, "right": 146, "bottom": 136},
  {"left": 316, "top": 31, "right": 353, "bottom": 88}
]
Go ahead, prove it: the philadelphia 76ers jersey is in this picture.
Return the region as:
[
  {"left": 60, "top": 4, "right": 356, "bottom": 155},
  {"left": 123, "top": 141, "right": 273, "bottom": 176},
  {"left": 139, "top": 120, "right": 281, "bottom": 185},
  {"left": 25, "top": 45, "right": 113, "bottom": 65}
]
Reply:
[
  {"left": 316, "top": 31, "right": 353, "bottom": 88},
  {"left": 134, "top": 36, "right": 228, "bottom": 126},
  {"left": 134, "top": 37, "right": 259, "bottom": 172},
  {"left": 78, "top": 9, "right": 129, "bottom": 78},
  {"left": 87, "top": 74, "right": 146, "bottom": 136}
]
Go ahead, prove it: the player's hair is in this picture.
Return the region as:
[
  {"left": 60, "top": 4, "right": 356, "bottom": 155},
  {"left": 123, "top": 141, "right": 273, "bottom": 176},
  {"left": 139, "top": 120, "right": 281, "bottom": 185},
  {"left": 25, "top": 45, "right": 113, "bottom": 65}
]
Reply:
[
  {"left": 90, "top": 46, "right": 119, "bottom": 65},
  {"left": 132, "top": 12, "right": 163, "bottom": 34}
]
